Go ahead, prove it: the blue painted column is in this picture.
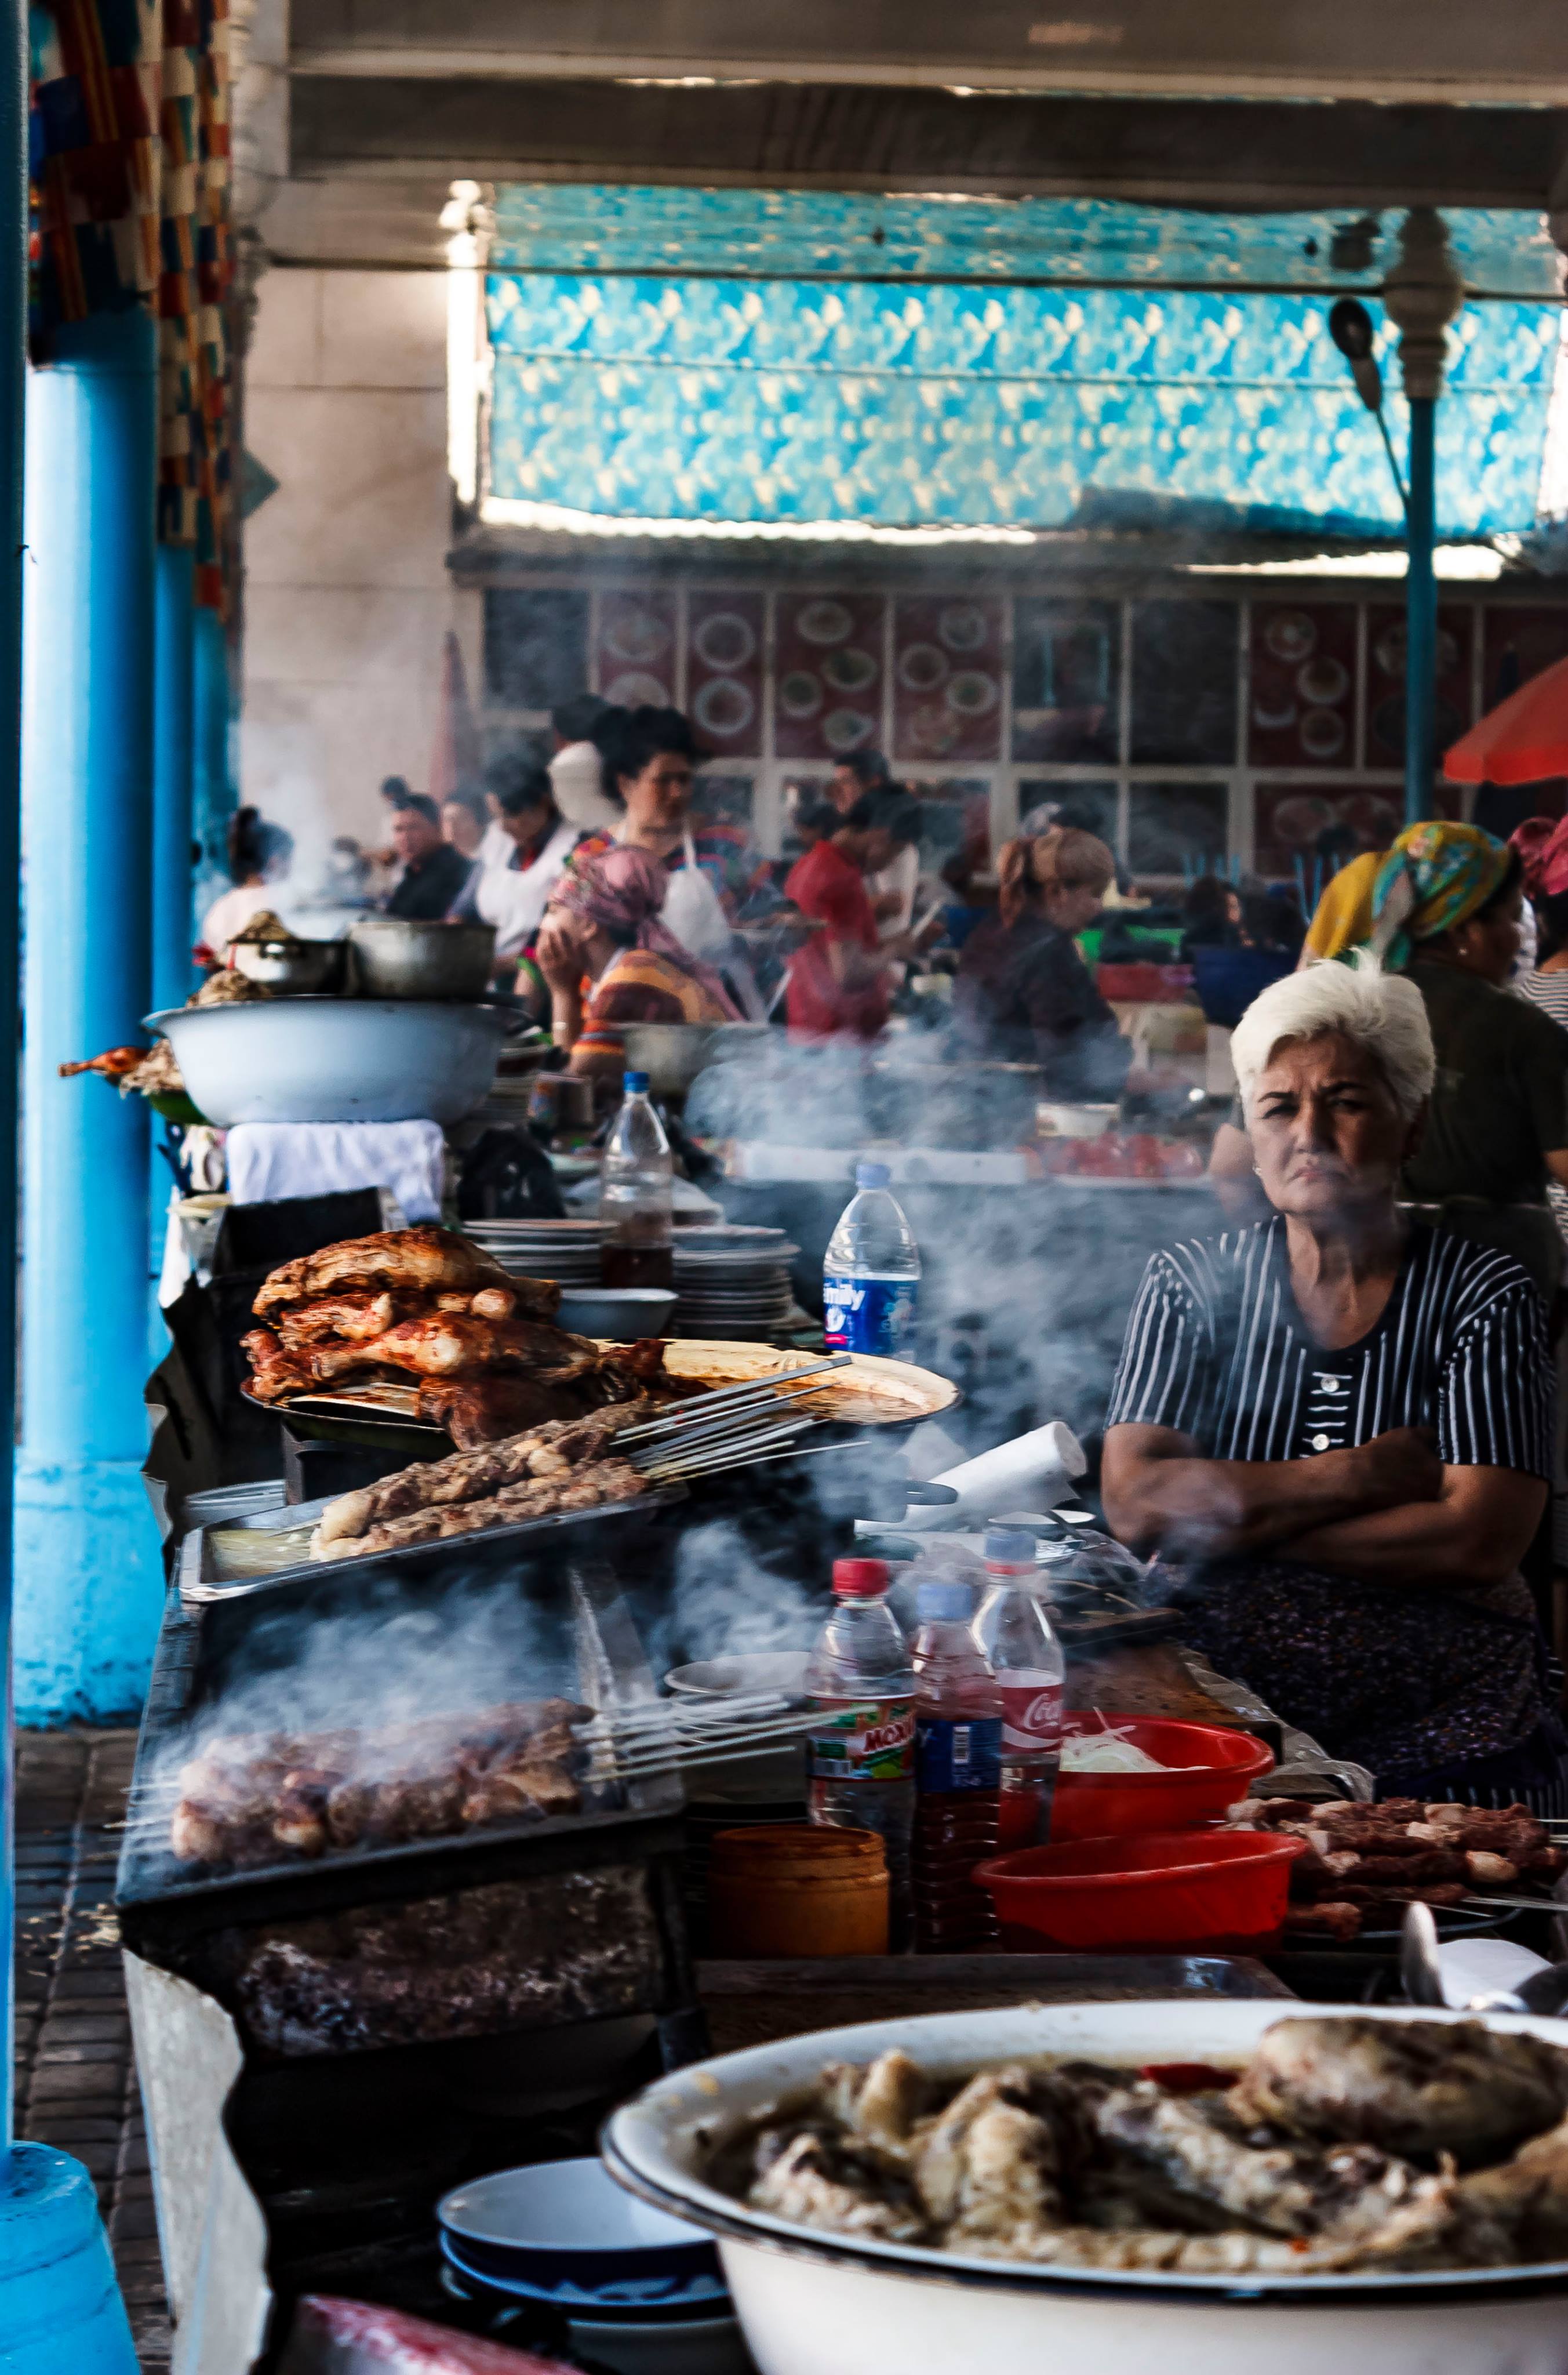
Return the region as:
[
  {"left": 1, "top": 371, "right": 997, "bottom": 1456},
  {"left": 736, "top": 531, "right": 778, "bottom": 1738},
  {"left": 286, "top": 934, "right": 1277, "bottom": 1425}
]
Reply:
[
  {"left": 1403, "top": 397, "right": 1437, "bottom": 826},
  {"left": 191, "top": 598, "right": 232, "bottom": 929},
  {"left": 15, "top": 306, "right": 163, "bottom": 1727},
  {"left": 0, "top": 6, "right": 142, "bottom": 2364},
  {"left": 152, "top": 540, "right": 195, "bottom": 1011}
]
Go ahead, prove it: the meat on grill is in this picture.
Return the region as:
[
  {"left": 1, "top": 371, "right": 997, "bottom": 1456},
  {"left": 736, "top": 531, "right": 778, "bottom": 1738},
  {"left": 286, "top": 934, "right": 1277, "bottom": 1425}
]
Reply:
[
  {"left": 168, "top": 1696, "right": 590, "bottom": 1866},
  {"left": 314, "top": 1406, "right": 654, "bottom": 1548},
  {"left": 1225, "top": 1797, "right": 1566, "bottom": 1940},
  {"left": 253, "top": 1226, "right": 558, "bottom": 1318},
  {"left": 414, "top": 1374, "right": 581, "bottom": 1447},
  {"left": 315, "top": 1457, "right": 646, "bottom": 1561}
]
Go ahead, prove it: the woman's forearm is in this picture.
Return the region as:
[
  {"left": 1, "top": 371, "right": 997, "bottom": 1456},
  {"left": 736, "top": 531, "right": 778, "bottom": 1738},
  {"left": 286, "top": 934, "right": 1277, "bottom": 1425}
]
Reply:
[
  {"left": 1101, "top": 1424, "right": 1441, "bottom": 1560},
  {"left": 1286, "top": 1469, "right": 1547, "bottom": 1588},
  {"left": 549, "top": 985, "right": 583, "bottom": 1049}
]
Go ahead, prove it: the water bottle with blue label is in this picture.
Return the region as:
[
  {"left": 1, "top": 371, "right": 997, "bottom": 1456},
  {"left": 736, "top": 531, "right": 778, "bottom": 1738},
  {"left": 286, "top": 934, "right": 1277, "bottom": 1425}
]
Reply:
[{"left": 823, "top": 1161, "right": 921, "bottom": 1361}]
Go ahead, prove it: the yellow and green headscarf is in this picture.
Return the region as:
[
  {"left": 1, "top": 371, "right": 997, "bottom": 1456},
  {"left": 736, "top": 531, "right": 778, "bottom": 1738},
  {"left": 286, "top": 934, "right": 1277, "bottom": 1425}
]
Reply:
[{"left": 1369, "top": 820, "right": 1512, "bottom": 971}]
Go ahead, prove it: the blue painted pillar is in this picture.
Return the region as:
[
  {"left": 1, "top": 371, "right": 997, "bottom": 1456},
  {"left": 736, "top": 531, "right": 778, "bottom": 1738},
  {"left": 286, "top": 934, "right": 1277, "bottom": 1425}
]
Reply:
[
  {"left": 15, "top": 307, "right": 163, "bottom": 1727},
  {"left": 191, "top": 598, "right": 232, "bottom": 928},
  {"left": 152, "top": 540, "right": 195, "bottom": 1011}
]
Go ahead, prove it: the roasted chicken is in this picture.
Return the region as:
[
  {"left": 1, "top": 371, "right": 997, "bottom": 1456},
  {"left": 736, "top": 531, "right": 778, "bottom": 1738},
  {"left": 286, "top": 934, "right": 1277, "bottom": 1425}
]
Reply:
[{"left": 253, "top": 1225, "right": 544, "bottom": 1317}]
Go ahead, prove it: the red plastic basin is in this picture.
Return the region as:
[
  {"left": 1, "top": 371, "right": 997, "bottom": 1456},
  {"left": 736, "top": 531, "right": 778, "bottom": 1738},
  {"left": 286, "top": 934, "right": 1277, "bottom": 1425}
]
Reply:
[
  {"left": 974, "top": 1828, "right": 1306, "bottom": 1952},
  {"left": 1052, "top": 1715, "right": 1274, "bottom": 1842}
]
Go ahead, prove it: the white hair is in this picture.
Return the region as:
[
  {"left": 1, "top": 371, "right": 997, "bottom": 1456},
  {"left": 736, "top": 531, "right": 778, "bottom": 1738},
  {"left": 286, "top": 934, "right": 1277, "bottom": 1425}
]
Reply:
[{"left": 1230, "top": 958, "right": 1435, "bottom": 1121}]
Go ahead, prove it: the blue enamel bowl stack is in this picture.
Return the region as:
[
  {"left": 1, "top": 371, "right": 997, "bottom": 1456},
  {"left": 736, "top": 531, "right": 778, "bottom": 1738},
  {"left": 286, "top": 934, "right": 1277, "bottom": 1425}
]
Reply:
[{"left": 436, "top": 2156, "right": 729, "bottom": 2325}]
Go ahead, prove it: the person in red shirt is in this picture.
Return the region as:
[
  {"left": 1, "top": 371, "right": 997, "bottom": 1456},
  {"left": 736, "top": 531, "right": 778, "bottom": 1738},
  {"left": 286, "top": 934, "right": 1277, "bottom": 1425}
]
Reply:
[{"left": 783, "top": 790, "right": 933, "bottom": 1038}]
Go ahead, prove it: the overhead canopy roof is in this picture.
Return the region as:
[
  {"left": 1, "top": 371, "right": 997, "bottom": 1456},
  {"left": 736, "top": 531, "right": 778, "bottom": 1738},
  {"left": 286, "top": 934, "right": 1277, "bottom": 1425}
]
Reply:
[{"left": 482, "top": 187, "right": 1565, "bottom": 544}]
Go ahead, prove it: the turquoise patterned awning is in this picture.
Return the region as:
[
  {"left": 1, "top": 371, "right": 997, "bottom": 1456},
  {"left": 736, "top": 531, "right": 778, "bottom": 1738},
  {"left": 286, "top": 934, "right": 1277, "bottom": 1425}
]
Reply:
[{"left": 483, "top": 188, "right": 1564, "bottom": 541}]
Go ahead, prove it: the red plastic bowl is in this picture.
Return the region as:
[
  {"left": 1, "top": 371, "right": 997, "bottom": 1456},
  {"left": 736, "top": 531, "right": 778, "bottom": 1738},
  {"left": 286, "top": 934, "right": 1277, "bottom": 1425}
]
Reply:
[
  {"left": 974, "top": 1828, "right": 1306, "bottom": 1952},
  {"left": 1052, "top": 1715, "right": 1274, "bottom": 1842}
]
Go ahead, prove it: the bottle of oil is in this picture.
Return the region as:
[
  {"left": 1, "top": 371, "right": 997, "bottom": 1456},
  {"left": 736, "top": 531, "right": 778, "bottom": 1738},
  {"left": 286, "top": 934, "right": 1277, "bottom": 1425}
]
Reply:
[{"left": 600, "top": 1070, "right": 674, "bottom": 1290}]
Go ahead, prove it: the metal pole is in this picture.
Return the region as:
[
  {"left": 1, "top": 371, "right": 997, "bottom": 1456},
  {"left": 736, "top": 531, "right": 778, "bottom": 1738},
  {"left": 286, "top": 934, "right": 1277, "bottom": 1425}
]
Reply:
[
  {"left": 1381, "top": 208, "right": 1464, "bottom": 831},
  {"left": 152, "top": 541, "right": 196, "bottom": 1012},
  {"left": 191, "top": 600, "right": 233, "bottom": 920},
  {"left": 1405, "top": 394, "right": 1438, "bottom": 825},
  {"left": 16, "top": 308, "right": 163, "bottom": 1726}
]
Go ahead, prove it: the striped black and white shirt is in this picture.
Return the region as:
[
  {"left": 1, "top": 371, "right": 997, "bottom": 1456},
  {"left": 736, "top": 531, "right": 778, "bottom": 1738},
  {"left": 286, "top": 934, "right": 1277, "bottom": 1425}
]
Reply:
[{"left": 1105, "top": 1218, "right": 1553, "bottom": 1479}]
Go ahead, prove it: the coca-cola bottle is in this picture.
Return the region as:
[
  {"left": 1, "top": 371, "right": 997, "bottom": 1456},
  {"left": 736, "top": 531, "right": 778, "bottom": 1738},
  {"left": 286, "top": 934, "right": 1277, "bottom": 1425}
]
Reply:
[{"left": 971, "top": 1527, "right": 1064, "bottom": 1851}]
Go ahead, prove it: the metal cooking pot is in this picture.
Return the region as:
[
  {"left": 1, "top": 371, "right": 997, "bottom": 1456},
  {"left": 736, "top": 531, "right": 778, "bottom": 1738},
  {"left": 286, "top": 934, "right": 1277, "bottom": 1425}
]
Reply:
[
  {"left": 619, "top": 1021, "right": 772, "bottom": 1098},
  {"left": 230, "top": 936, "right": 347, "bottom": 996},
  {"left": 347, "top": 917, "right": 497, "bottom": 1001}
]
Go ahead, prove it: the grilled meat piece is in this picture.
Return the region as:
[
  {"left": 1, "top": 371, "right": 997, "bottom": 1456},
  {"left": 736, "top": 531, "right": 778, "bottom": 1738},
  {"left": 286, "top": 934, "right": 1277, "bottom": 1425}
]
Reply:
[
  {"left": 314, "top": 1411, "right": 649, "bottom": 1548},
  {"left": 59, "top": 1044, "right": 147, "bottom": 1082},
  {"left": 1458, "top": 2115, "right": 1568, "bottom": 2259},
  {"left": 274, "top": 1292, "right": 395, "bottom": 1345},
  {"left": 304, "top": 1313, "right": 592, "bottom": 1383},
  {"left": 1282, "top": 1901, "right": 1363, "bottom": 1941},
  {"left": 460, "top": 1761, "right": 581, "bottom": 1824},
  {"left": 314, "top": 1456, "right": 647, "bottom": 1561},
  {"left": 416, "top": 1375, "right": 579, "bottom": 1447},
  {"left": 240, "top": 1327, "right": 314, "bottom": 1403},
  {"left": 1231, "top": 2017, "right": 1568, "bottom": 2167},
  {"left": 254, "top": 1226, "right": 552, "bottom": 1317}
]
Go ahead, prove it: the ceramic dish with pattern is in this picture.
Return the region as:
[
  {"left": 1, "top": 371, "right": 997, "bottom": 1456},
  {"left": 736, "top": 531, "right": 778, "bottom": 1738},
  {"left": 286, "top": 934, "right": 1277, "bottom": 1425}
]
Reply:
[
  {"left": 438, "top": 2158, "right": 725, "bottom": 2314},
  {"left": 796, "top": 599, "right": 854, "bottom": 646},
  {"left": 693, "top": 612, "right": 756, "bottom": 671}
]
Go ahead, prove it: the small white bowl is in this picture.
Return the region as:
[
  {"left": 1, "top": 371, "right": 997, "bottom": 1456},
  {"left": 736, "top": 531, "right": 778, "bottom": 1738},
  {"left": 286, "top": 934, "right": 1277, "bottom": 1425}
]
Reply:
[{"left": 438, "top": 2156, "right": 722, "bottom": 2312}]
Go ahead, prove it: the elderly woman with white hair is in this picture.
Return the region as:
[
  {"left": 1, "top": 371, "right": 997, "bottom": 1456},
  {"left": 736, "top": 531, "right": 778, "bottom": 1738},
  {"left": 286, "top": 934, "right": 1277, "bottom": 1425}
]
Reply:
[{"left": 1101, "top": 960, "right": 1567, "bottom": 1804}]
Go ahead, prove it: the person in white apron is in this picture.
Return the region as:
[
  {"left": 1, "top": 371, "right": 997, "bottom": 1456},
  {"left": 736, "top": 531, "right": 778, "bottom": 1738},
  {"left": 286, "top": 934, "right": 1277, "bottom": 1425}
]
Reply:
[
  {"left": 454, "top": 756, "right": 580, "bottom": 996},
  {"left": 582, "top": 703, "right": 770, "bottom": 1018}
]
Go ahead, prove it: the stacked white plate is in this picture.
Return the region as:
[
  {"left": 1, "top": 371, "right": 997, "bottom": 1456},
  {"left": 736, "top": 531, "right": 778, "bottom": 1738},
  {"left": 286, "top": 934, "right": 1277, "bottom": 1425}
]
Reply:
[
  {"left": 464, "top": 1217, "right": 605, "bottom": 1284},
  {"left": 672, "top": 1226, "right": 799, "bottom": 1340}
]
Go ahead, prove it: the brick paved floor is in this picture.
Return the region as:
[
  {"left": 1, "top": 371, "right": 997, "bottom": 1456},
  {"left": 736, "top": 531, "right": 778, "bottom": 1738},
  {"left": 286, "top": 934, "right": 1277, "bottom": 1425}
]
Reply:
[{"left": 13, "top": 1727, "right": 171, "bottom": 2372}]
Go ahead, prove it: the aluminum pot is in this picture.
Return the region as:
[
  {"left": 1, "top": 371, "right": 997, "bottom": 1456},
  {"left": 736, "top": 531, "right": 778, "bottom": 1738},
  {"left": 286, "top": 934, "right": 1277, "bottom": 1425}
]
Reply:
[
  {"left": 229, "top": 936, "right": 346, "bottom": 995},
  {"left": 144, "top": 998, "right": 507, "bottom": 1125},
  {"left": 603, "top": 1998, "right": 1568, "bottom": 2375},
  {"left": 347, "top": 917, "right": 497, "bottom": 1000},
  {"left": 619, "top": 1022, "right": 772, "bottom": 1098}
]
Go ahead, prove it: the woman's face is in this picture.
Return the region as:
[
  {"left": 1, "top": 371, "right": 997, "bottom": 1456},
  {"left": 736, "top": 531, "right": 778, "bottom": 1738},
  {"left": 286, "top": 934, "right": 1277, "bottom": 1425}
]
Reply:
[
  {"left": 1043, "top": 880, "right": 1105, "bottom": 936},
  {"left": 500, "top": 798, "right": 555, "bottom": 852},
  {"left": 1249, "top": 1030, "right": 1419, "bottom": 1220},
  {"left": 620, "top": 750, "right": 693, "bottom": 836},
  {"left": 1445, "top": 882, "right": 1523, "bottom": 986}
]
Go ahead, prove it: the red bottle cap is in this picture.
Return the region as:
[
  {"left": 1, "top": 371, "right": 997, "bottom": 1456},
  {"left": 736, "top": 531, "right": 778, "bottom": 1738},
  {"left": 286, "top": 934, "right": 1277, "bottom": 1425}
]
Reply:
[{"left": 832, "top": 1558, "right": 890, "bottom": 1598}]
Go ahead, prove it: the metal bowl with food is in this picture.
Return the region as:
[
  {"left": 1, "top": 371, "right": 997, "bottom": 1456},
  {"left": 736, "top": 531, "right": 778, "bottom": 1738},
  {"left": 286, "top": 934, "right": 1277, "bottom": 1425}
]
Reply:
[
  {"left": 144, "top": 998, "right": 507, "bottom": 1125},
  {"left": 230, "top": 935, "right": 347, "bottom": 996},
  {"left": 604, "top": 1999, "right": 1568, "bottom": 2375},
  {"left": 347, "top": 917, "right": 498, "bottom": 1001}
]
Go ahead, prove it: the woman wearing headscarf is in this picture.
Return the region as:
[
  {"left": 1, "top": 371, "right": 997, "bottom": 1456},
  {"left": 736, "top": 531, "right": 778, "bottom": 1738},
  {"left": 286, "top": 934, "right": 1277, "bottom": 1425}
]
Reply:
[
  {"left": 1300, "top": 848, "right": 1385, "bottom": 964},
  {"left": 536, "top": 843, "right": 740, "bottom": 1080},
  {"left": 952, "top": 825, "right": 1130, "bottom": 1099},
  {"left": 1370, "top": 819, "right": 1568, "bottom": 1300}
]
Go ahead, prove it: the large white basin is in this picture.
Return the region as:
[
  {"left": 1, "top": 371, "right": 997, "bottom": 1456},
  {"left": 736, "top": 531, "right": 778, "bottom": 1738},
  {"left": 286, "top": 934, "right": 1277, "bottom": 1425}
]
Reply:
[
  {"left": 603, "top": 1998, "right": 1568, "bottom": 2375},
  {"left": 145, "top": 998, "right": 507, "bottom": 1126}
]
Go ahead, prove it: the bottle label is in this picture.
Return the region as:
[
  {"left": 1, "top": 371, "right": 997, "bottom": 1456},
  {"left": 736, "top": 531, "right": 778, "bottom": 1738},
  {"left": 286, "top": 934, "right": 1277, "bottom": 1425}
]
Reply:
[
  {"left": 824, "top": 1275, "right": 918, "bottom": 1358},
  {"left": 997, "top": 1674, "right": 1064, "bottom": 1754},
  {"left": 808, "top": 1695, "right": 915, "bottom": 1783},
  {"left": 916, "top": 1715, "right": 1002, "bottom": 1793}
]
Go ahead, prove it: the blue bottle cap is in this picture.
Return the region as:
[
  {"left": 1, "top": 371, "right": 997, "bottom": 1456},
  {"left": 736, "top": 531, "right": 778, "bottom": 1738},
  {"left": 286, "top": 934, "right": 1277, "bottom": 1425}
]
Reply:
[
  {"left": 915, "top": 1578, "right": 973, "bottom": 1621},
  {"left": 856, "top": 1161, "right": 892, "bottom": 1189},
  {"left": 623, "top": 1071, "right": 650, "bottom": 1092},
  {"left": 984, "top": 1528, "right": 1039, "bottom": 1569}
]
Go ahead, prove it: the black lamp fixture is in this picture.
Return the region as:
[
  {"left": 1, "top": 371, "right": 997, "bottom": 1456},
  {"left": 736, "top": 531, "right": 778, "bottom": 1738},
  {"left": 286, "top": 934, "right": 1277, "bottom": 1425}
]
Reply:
[{"left": 1327, "top": 296, "right": 1408, "bottom": 517}]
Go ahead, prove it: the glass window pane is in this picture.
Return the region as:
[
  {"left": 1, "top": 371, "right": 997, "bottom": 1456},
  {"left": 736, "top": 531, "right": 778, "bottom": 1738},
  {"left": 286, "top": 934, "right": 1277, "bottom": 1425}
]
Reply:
[
  {"left": 483, "top": 589, "right": 591, "bottom": 711},
  {"left": 1130, "top": 600, "right": 1238, "bottom": 765},
  {"left": 1129, "top": 781, "right": 1229, "bottom": 877},
  {"left": 1012, "top": 600, "right": 1120, "bottom": 763}
]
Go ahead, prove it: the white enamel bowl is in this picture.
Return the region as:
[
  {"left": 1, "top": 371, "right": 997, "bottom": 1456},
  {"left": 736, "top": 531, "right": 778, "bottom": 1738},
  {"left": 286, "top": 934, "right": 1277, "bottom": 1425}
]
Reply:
[
  {"left": 145, "top": 998, "right": 507, "bottom": 1125},
  {"left": 602, "top": 1999, "right": 1568, "bottom": 2375}
]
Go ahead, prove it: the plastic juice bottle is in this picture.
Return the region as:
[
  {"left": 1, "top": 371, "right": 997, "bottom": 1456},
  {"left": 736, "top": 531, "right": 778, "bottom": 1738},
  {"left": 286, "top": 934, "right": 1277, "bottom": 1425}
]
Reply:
[
  {"left": 911, "top": 1576, "right": 1001, "bottom": 1951},
  {"left": 972, "top": 1527, "right": 1065, "bottom": 1852},
  {"left": 600, "top": 1069, "right": 674, "bottom": 1290},
  {"left": 806, "top": 1557, "right": 916, "bottom": 1947},
  {"left": 822, "top": 1162, "right": 921, "bottom": 1361}
]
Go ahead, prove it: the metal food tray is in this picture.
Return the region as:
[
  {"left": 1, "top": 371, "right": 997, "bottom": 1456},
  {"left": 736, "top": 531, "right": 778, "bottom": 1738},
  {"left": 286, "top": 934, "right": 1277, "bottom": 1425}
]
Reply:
[{"left": 176, "top": 1483, "right": 683, "bottom": 1609}]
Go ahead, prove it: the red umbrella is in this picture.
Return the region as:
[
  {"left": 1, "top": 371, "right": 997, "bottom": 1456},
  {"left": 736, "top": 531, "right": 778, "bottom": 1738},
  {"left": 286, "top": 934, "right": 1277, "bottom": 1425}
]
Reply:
[{"left": 1443, "top": 652, "right": 1568, "bottom": 786}]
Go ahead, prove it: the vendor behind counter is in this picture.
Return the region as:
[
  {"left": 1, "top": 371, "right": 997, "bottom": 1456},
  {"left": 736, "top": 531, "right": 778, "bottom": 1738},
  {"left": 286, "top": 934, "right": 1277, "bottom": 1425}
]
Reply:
[
  {"left": 1101, "top": 959, "right": 1568, "bottom": 1811},
  {"left": 951, "top": 825, "right": 1132, "bottom": 1101}
]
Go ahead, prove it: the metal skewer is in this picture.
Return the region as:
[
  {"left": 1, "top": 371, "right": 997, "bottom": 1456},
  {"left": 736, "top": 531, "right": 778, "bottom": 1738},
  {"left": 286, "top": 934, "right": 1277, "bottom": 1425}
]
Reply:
[{"left": 613, "top": 1354, "right": 851, "bottom": 1443}]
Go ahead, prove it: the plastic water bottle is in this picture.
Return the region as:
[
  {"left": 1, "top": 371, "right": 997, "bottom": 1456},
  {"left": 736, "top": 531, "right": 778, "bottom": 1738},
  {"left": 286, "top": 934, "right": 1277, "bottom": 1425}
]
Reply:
[
  {"left": 912, "top": 1575, "right": 1001, "bottom": 1951},
  {"left": 972, "top": 1527, "right": 1065, "bottom": 1853},
  {"left": 823, "top": 1161, "right": 921, "bottom": 1360},
  {"left": 806, "top": 1558, "right": 915, "bottom": 1947},
  {"left": 600, "top": 1070, "right": 674, "bottom": 1290}
]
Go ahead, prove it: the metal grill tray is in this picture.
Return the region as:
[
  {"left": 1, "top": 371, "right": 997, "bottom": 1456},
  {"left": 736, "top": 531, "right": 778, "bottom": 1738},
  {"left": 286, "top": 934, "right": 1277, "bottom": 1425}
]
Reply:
[
  {"left": 177, "top": 1483, "right": 683, "bottom": 1609},
  {"left": 118, "top": 1559, "right": 688, "bottom": 1942}
]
